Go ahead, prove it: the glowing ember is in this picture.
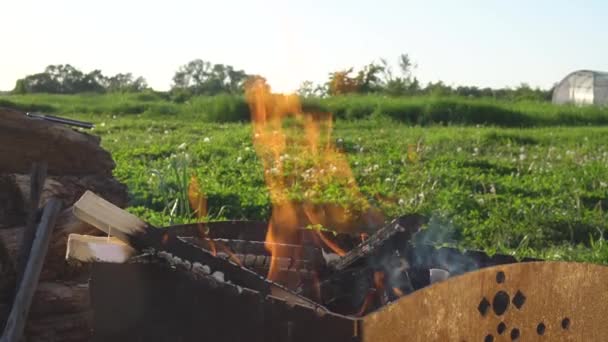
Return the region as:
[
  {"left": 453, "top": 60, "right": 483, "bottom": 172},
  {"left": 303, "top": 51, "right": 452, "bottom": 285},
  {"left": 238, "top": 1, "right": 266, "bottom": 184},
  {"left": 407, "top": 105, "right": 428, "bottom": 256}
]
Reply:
[
  {"left": 245, "top": 79, "right": 383, "bottom": 282},
  {"left": 392, "top": 287, "right": 404, "bottom": 297}
]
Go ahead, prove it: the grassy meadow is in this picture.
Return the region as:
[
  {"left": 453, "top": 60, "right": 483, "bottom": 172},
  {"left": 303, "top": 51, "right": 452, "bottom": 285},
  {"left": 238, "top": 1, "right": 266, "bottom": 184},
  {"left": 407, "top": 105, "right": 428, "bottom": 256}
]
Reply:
[{"left": 2, "top": 93, "right": 608, "bottom": 263}]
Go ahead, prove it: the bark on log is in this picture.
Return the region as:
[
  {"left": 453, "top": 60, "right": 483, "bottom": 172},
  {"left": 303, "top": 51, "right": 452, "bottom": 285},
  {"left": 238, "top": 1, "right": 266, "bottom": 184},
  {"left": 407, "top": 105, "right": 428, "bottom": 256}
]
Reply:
[
  {"left": 2, "top": 199, "right": 62, "bottom": 342},
  {"left": 0, "top": 209, "right": 98, "bottom": 282},
  {"left": 0, "top": 107, "right": 115, "bottom": 176},
  {"left": 0, "top": 107, "right": 127, "bottom": 340},
  {"left": 1, "top": 282, "right": 91, "bottom": 342},
  {"left": 0, "top": 175, "right": 25, "bottom": 228}
]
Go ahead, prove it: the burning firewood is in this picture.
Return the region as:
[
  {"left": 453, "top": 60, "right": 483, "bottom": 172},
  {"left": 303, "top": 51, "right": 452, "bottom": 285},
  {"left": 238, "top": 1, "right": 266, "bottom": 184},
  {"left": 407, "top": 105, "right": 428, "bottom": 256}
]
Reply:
[{"left": 72, "top": 190, "right": 325, "bottom": 309}]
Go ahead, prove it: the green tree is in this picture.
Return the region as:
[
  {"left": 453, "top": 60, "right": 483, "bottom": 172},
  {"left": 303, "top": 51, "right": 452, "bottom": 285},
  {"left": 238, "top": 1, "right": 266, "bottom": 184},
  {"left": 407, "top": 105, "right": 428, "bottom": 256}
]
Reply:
[
  {"left": 105, "top": 73, "right": 148, "bottom": 92},
  {"left": 171, "top": 59, "right": 249, "bottom": 95}
]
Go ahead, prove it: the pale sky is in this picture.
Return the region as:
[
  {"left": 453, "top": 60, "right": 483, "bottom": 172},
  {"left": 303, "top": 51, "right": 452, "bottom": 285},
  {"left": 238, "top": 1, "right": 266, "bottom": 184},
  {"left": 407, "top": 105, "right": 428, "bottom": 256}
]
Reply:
[{"left": 1, "top": 0, "right": 606, "bottom": 92}]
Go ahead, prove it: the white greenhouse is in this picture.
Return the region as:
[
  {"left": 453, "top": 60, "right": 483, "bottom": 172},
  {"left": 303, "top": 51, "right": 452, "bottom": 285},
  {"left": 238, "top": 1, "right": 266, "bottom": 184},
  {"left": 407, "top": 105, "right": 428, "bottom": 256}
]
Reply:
[{"left": 552, "top": 70, "right": 608, "bottom": 106}]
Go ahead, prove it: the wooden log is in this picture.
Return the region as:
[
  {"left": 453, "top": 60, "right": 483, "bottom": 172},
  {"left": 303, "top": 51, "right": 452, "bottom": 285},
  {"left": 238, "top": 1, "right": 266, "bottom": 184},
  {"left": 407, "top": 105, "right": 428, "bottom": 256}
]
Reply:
[
  {"left": 72, "top": 190, "right": 146, "bottom": 243},
  {"left": 0, "top": 208, "right": 98, "bottom": 283},
  {"left": 0, "top": 175, "right": 25, "bottom": 228},
  {"left": 1, "top": 198, "right": 62, "bottom": 342},
  {"left": 16, "top": 162, "right": 48, "bottom": 287},
  {"left": 66, "top": 234, "right": 135, "bottom": 264},
  {"left": 0, "top": 107, "right": 115, "bottom": 176},
  {"left": 0, "top": 282, "right": 91, "bottom": 341},
  {"left": 12, "top": 173, "right": 128, "bottom": 211}
]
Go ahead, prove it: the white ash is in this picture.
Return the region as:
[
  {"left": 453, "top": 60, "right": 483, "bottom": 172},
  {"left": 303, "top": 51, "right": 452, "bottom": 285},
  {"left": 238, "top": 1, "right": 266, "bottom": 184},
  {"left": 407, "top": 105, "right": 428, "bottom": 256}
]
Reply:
[
  {"left": 192, "top": 262, "right": 211, "bottom": 275},
  {"left": 211, "top": 271, "right": 225, "bottom": 282},
  {"left": 321, "top": 249, "right": 341, "bottom": 265}
]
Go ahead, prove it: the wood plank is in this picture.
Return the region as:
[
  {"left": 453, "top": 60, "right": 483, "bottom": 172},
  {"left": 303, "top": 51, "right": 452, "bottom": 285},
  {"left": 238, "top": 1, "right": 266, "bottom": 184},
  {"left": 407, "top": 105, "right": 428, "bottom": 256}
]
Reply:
[
  {"left": 66, "top": 234, "right": 135, "bottom": 263},
  {"left": 0, "top": 198, "right": 62, "bottom": 342},
  {"left": 72, "top": 190, "right": 146, "bottom": 242}
]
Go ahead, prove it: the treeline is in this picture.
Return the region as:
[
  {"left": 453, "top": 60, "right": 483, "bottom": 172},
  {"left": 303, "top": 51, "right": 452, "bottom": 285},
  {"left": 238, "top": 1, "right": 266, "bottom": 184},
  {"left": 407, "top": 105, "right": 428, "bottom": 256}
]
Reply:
[
  {"left": 13, "top": 65, "right": 148, "bottom": 94},
  {"left": 304, "top": 54, "right": 552, "bottom": 101},
  {"left": 12, "top": 55, "right": 553, "bottom": 102}
]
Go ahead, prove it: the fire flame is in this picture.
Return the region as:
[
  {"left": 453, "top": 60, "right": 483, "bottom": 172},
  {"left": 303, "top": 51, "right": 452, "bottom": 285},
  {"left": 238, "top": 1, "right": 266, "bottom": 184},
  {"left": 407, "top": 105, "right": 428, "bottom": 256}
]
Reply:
[
  {"left": 188, "top": 175, "right": 207, "bottom": 219},
  {"left": 245, "top": 79, "right": 383, "bottom": 282}
]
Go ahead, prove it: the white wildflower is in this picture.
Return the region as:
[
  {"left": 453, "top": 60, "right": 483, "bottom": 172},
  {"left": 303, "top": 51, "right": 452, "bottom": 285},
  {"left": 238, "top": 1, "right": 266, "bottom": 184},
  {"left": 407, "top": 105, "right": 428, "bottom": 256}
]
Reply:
[
  {"left": 164, "top": 130, "right": 169, "bottom": 134},
  {"left": 385, "top": 177, "right": 392, "bottom": 182},
  {"left": 100, "top": 122, "right": 106, "bottom": 127},
  {"left": 519, "top": 153, "right": 526, "bottom": 161},
  {"left": 203, "top": 137, "right": 210, "bottom": 143},
  {"left": 398, "top": 198, "right": 405, "bottom": 206},
  {"left": 178, "top": 142, "right": 187, "bottom": 150},
  {"left": 236, "top": 156, "right": 243, "bottom": 163},
  {"left": 372, "top": 164, "right": 379, "bottom": 171},
  {"left": 600, "top": 181, "right": 607, "bottom": 188},
  {"left": 457, "top": 147, "right": 462, "bottom": 152}
]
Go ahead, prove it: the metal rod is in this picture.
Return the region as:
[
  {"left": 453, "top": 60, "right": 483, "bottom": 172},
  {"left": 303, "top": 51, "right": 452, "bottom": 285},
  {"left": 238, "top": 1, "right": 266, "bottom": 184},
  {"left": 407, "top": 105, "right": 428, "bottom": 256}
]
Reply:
[{"left": 25, "top": 112, "right": 94, "bottom": 129}]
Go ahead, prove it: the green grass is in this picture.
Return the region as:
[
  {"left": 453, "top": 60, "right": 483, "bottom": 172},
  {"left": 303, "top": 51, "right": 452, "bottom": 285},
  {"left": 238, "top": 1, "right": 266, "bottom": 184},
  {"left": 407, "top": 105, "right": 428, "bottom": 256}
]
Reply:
[
  {"left": 3, "top": 92, "right": 608, "bottom": 126},
  {"left": 2, "top": 93, "right": 607, "bottom": 263},
  {"left": 63, "top": 113, "right": 608, "bottom": 263}
]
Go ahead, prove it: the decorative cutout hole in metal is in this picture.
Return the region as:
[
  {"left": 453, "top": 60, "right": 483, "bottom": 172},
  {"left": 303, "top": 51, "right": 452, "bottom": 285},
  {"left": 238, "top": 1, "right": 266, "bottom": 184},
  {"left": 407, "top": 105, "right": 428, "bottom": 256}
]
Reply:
[
  {"left": 510, "top": 328, "right": 520, "bottom": 340},
  {"left": 497, "top": 322, "right": 506, "bottom": 335},
  {"left": 496, "top": 271, "right": 505, "bottom": 284},
  {"left": 492, "top": 291, "right": 510, "bottom": 316},
  {"left": 484, "top": 334, "right": 494, "bottom": 342},
  {"left": 537, "top": 322, "right": 546, "bottom": 335},
  {"left": 561, "top": 317, "right": 570, "bottom": 330},
  {"left": 512, "top": 290, "right": 526, "bottom": 309},
  {"left": 478, "top": 297, "right": 491, "bottom": 316}
]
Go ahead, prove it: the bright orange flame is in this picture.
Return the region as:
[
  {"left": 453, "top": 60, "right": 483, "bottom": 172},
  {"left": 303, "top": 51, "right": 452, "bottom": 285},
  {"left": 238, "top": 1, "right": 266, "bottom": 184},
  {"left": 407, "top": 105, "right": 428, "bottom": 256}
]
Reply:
[
  {"left": 246, "top": 79, "right": 383, "bottom": 283},
  {"left": 188, "top": 174, "right": 207, "bottom": 219}
]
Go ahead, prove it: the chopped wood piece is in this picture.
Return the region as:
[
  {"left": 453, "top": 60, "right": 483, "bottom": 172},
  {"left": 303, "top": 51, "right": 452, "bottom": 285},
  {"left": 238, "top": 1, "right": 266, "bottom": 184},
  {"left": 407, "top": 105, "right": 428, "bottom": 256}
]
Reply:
[
  {"left": 66, "top": 234, "right": 135, "bottom": 263},
  {"left": 72, "top": 190, "right": 146, "bottom": 242}
]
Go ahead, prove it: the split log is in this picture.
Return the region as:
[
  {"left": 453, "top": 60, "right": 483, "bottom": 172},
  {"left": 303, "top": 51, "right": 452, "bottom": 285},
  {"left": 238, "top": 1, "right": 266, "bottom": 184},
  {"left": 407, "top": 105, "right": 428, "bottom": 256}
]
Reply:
[
  {"left": 66, "top": 234, "right": 135, "bottom": 264},
  {"left": 0, "top": 107, "right": 115, "bottom": 176}
]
